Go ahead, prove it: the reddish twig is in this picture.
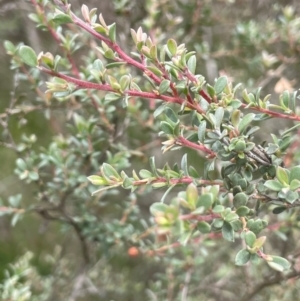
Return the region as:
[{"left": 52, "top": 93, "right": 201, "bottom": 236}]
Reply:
[{"left": 176, "top": 136, "right": 216, "bottom": 158}]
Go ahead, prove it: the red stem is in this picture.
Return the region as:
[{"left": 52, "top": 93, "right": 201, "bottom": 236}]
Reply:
[
  {"left": 65, "top": 9, "right": 162, "bottom": 84},
  {"left": 176, "top": 136, "right": 216, "bottom": 157},
  {"left": 180, "top": 213, "right": 220, "bottom": 221},
  {"left": 241, "top": 103, "right": 300, "bottom": 122},
  {"left": 31, "top": 0, "right": 80, "bottom": 78},
  {"left": 39, "top": 67, "right": 206, "bottom": 114}
]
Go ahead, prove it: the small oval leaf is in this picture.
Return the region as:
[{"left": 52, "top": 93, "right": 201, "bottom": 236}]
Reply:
[
  {"left": 214, "top": 76, "right": 228, "bottom": 94},
  {"left": 19, "top": 45, "right": 37, "bottom": 67},
  {"left": 235, "top": 249, "right": 251, "bottom": 266}
]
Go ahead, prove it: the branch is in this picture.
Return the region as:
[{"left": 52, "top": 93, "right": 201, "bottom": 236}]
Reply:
[
  {"left": 240, "top": 269, "right": 300, "bottom": 301},
  {"left": 241, "top": 103, "right": 300, "bottom": 122},
  {"left": 39, "top": 67, "right": 206, "bottom": 114},
  {"left": 176, "top": 136, "right": 216, "bottom": 158},
  {"left": 54, "top": 0, "right": 161, "bottom": 84},
  {"left": 180, "top": 213, "right": 221, "bottom": 221}
]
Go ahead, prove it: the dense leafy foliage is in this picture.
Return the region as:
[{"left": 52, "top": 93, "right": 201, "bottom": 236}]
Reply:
[{"left": 1, "top": 0, "right": 300, "bottom": 300}]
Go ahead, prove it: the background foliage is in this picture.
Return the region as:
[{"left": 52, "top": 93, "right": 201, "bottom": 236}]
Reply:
[{"left": 1, "top": 0, "right": 300, "bottom": 300}]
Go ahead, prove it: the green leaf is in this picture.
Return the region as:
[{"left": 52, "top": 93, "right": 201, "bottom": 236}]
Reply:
[
  {"left": 242, "top": 89, "right": 251, "bottom": 103},
  {"left": 235, "top": 249, "right": 251, "bottom": 266},
  {"left": 264, "top": 180, "right": 284, "bottom": 191},
  {"left": 87, "top": 175, "right": 107, "bottom": 186},
  {"left": 212, "top": 205, "right": 224, "bottom": 213},
  {"left": 272, "top": 206, "right": 287, "bottom": 214},
  {"left": 187, "top": 55, "right": 196, "bottom": 74},
  {"left": 276, "top": 166, "right": 289, "bottom": 185},
  {"left": 224, "top": 212, "right": 239, "bottom": 222},
  {"left": 19, "top": 45, "right": 37, "bottom": 67},
  {"left": 108, "top": 23, "right": 116, "bottom": 42},
  {"left": 231, "top": 110, "right": 241, "bottom": 128},
  {"left": 236, "top": 206, "right": 250, "bottom": 217},
  {"left": 150, "top": 45, "right": 157, "bottom": 60},
  {"left": 266, "top": 255, "right": 291, "bottom": 272},
  {"left": 101, "top": 163, "right": 120, "bottom": 180},
  {"left": 159, "top": 79, "right": 170, "bottom": 94},
  {"left": 181, "top": 154, "right": 189, "bottom": 176},
  {"left": 186, "top": 183, "right": 198, "bottom": 209},
  {"left": 197, "top": 221, "right": 211, "bottom": 234},
  {"left": 160, "top": 121, "right": 174, "bottom": 135},
  {"left": 231, "top": 219, "right": 243, "bottom": 232},
  {"left": 93, "top": 24, "right": 107, "bottom": 34},
  {"left": 167, "top": 39, "right": 177, "bottom": 56},
  {"left": 147, "top": 65, "right": 163, "bottom": 77},
  {"left": 52, "top": 13, "right": 73, "bottom": 25},
  {"left": 106, "top": 62, "right": 126, "bottom": 69},
  {"left": 222, "top": 221, "right": 234, "bottom": 242},
  {"left": 289, "top": 165, "right": 300, "bottom": 182},
  {"left": 197, "top": 121, "right": 206, "bottom": 143},
  {"left": 233, "top": 192, "right": 248, "bottom": 208},
  {"left": 234, "top": 140, "right": 246, "bottom": 152},
  {"left": 149, "top": 156, "right": 159, "bottom": 177},
  {"left": 139, "top": 169, "right": 153, "bottom": 179},
  {"left": 281, "top": 90, "right": 290, "bottom": 108},
  {"left": 153, "top": 105, "right": 166, "bottom": 119},
  {"left": 122, "top": 176, "right": 133, "bottom": 189},
  {"left": 245, "top": 231, "right": 256, "bottom": 247},
  {"left": 285, "top": 190, "right": 298, "bottom": 204},
  {"left": 290, "top": 179, "right": 300, "bottom": 191},
  {"left": 152, "top": 182, "right": 167, "bottom": 188},
  {"left": 105, "top": 93, "right": 121, "bottom": 102},
  {"left": 165, "top": 107, "right": 178, "bottom": 125},
  {"left": 197, "top": 193, "right": 213, "bottom": 210},
  {"left": 212, "top": 219, "right": 224, "bottom": 231},
  {"left": 238, "top": 113, "right": 255, "bottom": 133},
  {"left": 252, "top": 236, "right": 266, "bottom": 250},
  {"left": 4, "top": 40, "right": 16, "bottom": 54},
  {"left": 188, "top": 166, "right": 200, "bottom": 178},
  {"left": 16, "top": 158, "right": 27, "bottom": 170},
  {"left": 150, "top": 203, "right": 168, "bottom": 215},
  {"left": 214, "top": 76, "right": 227, "bottom": 94},
  {"left": 214, "top": 107, "right": 224, "bottom": 129},
  {"left": 29, "top": 171, "right": 39, "bottom": 181},
  {"left": 206, "top": 84, "right": 215, "bottom": 97},
  {"left": 248, "top": 219, "right": 265, "bottom": 235}
]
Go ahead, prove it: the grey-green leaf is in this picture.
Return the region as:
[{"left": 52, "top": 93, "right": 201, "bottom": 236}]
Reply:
[
  {"left": 102, "top": 163, "right": 120, "bottom": 180},
  {"left": 198, "top": 121, "right": 206, "bottom": 143},
  {"left": 214, "top": 76, "right": 228, "bottom": 94},
  {"left": 235, "top": 249, "right": 251, "bottom": 266},
  {"left": 290, "top": 165, "right": 300, "bottom": 182},
  {"left": 222, "top": 221, "right": 234, "bottom": 242},
  {"left": 264, "top": 180, "right": 284, "bottom": 191},
  {"left": 167, "top": 39, "right": 177, "bottom": 56},
  {"left": 187, "top": 55, "right": 196, "bottom": 74},
  {"left": 197, "top": 221, "right": 211, "bottom": 234},
  {"left": 53, "top": 13, "right": 73, "bottom": 25},
  {"left": 238, "top": 113, "right": 255, "bottom": 133},
  {"left": 159, "top": 79, "right": 170, "bottom": 94},
  {"left": 108, "top": 23, "right": 116, "bottom": 42},
  {"left": 244, "top": 231, "right": 256, "bottom": 247},
  {"left": 267, "top": 255, "right": 291, "bottom": 272},
  {"left": 19, "top": 46, "right": 37, "bottom": 67},
  {"left": 214, "top": 107, "right": 224, "bottom": 129}
]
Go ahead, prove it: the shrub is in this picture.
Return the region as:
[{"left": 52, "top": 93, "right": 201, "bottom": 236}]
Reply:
[{"left": 1, "top": 0, "right": 300, "bottom": 300}]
